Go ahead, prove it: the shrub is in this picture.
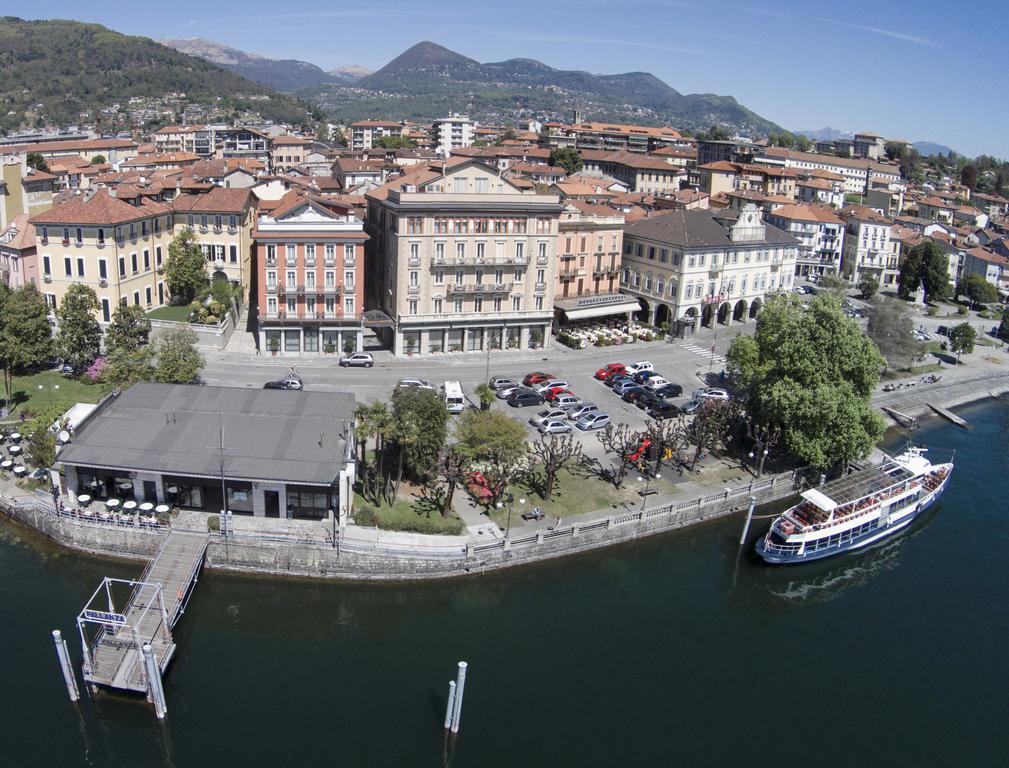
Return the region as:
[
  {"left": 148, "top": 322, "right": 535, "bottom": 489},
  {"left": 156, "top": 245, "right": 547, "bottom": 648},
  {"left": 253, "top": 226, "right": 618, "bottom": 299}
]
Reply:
[
  {"left": 957, "top": 305, "right": 969, "bottom": 315},
  {"left": 925, "top": 306, "right": 940, "bottom": 316},
  {"left": 353, "top": 504, "right": 378, "bottom": 526},
  {"left": 207, "top": 515, "right": 220, "bottom": 532}
]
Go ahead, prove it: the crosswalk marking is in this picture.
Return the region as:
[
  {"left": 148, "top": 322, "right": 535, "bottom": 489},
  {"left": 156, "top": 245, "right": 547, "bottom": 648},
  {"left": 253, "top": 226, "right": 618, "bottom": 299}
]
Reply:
[{"left": 679, "top": 342, "right": 725, "bottom": 364}]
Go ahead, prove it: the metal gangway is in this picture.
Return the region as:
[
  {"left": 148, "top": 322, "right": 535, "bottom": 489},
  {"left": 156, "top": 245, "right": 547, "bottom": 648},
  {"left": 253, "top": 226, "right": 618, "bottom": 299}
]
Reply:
[{"left": 75, "top": 530, "right": 209, "bottom": 698}]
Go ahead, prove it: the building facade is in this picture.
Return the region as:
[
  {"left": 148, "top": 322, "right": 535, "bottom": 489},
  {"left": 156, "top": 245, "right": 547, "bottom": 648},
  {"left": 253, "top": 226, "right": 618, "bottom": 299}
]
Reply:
[
  {"left": 255, "top": 193, "right": 368, "bottom": 356},
  {"left": 839, "top": 205, "right": 897, "bottom": 286},
  {"left": 349, "top": 121, "right": 404, "bottom": 150},
  {"left": 431, "top": 115, "right": 474, "bottom": 157},
  {"left": 0, "top": 214, "right": 38, "bottom": 288},
  {"left": 765, "top": 204, "right": 846, "bottom": 277},
  {"left": 365, "top": 159, "right": 561, "bottom": 356},
  {"left": 621, "top": 204, "right": 798, "bottom": 331}
]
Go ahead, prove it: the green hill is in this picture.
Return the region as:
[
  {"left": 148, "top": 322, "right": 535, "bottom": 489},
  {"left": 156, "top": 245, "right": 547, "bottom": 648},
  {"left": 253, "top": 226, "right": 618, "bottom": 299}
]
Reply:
[{"left": 0, "top": 18, "right": 316, "bottom": 131}]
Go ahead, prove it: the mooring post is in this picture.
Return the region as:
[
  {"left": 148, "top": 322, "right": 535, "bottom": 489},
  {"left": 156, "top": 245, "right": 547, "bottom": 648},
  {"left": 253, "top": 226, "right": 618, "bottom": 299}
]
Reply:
[
  {"left": 450, "top": 661, "right": 468, "bottom": 734},
  {"left": 738, "top": 496, "right": 757, "bottom": 548},
  {"left": 142, "top": 644, "right": 167, "bottom": 719},
  {"left": 51, "top": 630, "right": 79, "bottom": 702},
  {"left": 443, "top": 680, "right": 457, "bottom": 730}
]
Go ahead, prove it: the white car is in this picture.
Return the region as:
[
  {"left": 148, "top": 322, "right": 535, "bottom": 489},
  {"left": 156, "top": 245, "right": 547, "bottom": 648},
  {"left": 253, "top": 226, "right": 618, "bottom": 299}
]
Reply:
[
  {"left": 538, "top": 419, "right": 573, "bottom": 435},
  {"left": 397, "top": 378, "right": 436, "bottom": 390},
  {"left": 529, "top": 408, "right": 567, "bottom": 427},
  {"left": 533, "top": 379, "right": 569, "bottom": 394},
  {"left": 497, "top": 385, "right": 528, "bottom": 399},
  {"left": 338, "top": 352, "right": 374, "bottom": 368},
  {"left": 624, "top": 361, "right": 654, "bottom": 375},
  {"left": 694, "top": 388, "right": 730, "bottom": 401},
  {"left": 645, "top": 376, "right": 671, "bottom": 391},
  {"left": 575, "top": 412, "right": 612, "bottom": 431},
  {"left": 567, "top": 403, "right": 599, "bottom": 421}
]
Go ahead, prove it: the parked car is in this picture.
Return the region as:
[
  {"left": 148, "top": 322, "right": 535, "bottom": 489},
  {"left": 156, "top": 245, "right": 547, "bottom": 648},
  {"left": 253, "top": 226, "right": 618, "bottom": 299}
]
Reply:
[
  {"left": 613, "top": 381, "right": 644, "bottom": 397},
  {"left": 652, "top": 383, "right": 684, "bottom": 399},
  {"left": 645, "top": 376, "right": 671, "bottom": 391},
  {"left": 497, "top": 385, "right": 527, "bottom": 399},
  {"left": 633, "top": 391, "right": 664, "bottom": 410},
  {"left": 607, "top": 374, "right": 634, "bottom": 389},
  {"left": 567, "top": 403, "right": 599, "bottom": 421},
  {"left": 552, "top": 393, "right": 582, "bottom": 410},
  {"left": 680, "top": 399, "right": 701, "bottom": 415},
  {"left": 538, "top": 419, "right": 572, "bottom": 435},
  {"left": 263, "top": 376, "right": 302, "bottom": 390},
  {"left": 575, "top": 411, "right": 612, "bottom": 431},
  {"left": 694, "top": 387, "right": 730, "bottom": 401},
  {"left": 533, "top": 379, "right": 568, "bottom": 394},
  {"left": 541, "top": 384, "right": 571, "bottom": 399},
  {"left": 648, "top": 402, "right": 681, "bottom": 420},
  {"left": 489, "top": 376, "right": 519, "bottom": 390},
  {"left": 529, "top": 408, "right": 568, "bottom": 427},
  {"left": 936, "top": 325, "right": 950, "bottom": 337},
  {"left": 594, "top": 362, "right": 626, "bottom": 380},
  {"left": 508, "top": 390, "right": 545, "bottom": 407},
  {"left": 397, "top": 378, "right": 436, "bottom": 391},
  {"left": 632, "top": 370, "right": 661, "bottom": 385},
  {"left": 624, "top": 361, "right": 654, "bottom": 375},
  {"left": 523, "top": 372, "right": 556, "bottom": 386},
  {"left": 338, "top": 352, "right": 374, "bottom": 368},
  {"left": 622, "top": 387, "right": 652, "bottom": 404}
]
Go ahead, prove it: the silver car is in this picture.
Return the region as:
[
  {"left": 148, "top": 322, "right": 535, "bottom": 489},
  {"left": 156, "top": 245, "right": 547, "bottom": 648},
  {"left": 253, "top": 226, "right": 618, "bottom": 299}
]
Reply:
[
  {"left": 567, "top": 403, "right": 599, "bottom": 421},
  {"left": 529, "top": 408, "right": 567, "bottom": 427},
  {"left": 575, "top": 412, "right": 611, "bottom": 431},
  {"left": 538, "top": 419, "right": 572, "bottom": 435},
  {"left": 338, "top": 352, "right": 374, "bottom": 368}
]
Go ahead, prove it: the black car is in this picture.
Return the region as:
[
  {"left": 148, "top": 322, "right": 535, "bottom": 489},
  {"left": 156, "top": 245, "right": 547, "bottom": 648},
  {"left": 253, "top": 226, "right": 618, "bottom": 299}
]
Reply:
[
  {"left": 622, "top": 387, "right": 652, "bottom": 404},
  {"left": 263, "top": 377, "right": 303, "bottom": 390},
  {"left": 648, "top": 401, "right": 681, "bottom": 420},
  {"left": 507, "top": 390, "right": 545, "bottom": 407},
  {"left": 634, "top": 391, "right": 664, "bottom": 410},
  {"left": 652, "top": 383, "right": 683, "bottom": 398}
]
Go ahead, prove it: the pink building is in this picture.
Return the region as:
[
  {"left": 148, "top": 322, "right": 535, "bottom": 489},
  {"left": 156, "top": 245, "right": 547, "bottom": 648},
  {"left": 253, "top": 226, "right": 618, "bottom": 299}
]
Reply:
[{"left": 0, "top": 214, "right": 39, "bottom": 288}]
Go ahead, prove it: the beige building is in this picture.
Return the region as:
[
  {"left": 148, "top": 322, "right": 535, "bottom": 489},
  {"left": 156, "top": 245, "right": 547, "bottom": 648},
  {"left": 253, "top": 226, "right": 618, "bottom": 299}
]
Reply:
[
  {"left": 270, "top": 136, "right": 314, "bottom": 173},
  {"left": 365, "top": 159, "right": 562, "bottom": 356},
  {"left": 839, "top": 205, "right": 897, "bottom": 286},
  {"left": 555, "top": 200, "right": 624, "bottom": 299},
  {"left": 350, "top": 121, "right": 405, "bottom": 150},
  {"left": 2, "top": 157, "right": 56, "bottom": 229},
  {"left": 621, "top": 204, "right": 799, "bottom": 332}
]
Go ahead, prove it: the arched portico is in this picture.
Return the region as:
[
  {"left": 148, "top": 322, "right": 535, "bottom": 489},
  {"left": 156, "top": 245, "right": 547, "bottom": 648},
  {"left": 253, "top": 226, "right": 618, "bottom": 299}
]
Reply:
[
  {"left": 654, "top": 303, "right": 672, "bottom": 328},
  {"left": 733, "top": 299, "right": 748, "bottom": 323},
  {"left": 717, "top": 301, "right": 731, "bottom": 325},
  {"left": 749, "top": 297, "right": 763, "bottom": 319}
]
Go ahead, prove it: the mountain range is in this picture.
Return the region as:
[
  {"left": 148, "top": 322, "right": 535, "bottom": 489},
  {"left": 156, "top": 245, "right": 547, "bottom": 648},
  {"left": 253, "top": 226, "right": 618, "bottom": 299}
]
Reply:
[
  {"left": 797, "top": 127, "right": 955, "bottom": 157},
  {"left": 0, "top": 19, "right": 315, "bottom": 130},
  {"left": 169, "top": 39, "right": 783, "bottom": 136}
]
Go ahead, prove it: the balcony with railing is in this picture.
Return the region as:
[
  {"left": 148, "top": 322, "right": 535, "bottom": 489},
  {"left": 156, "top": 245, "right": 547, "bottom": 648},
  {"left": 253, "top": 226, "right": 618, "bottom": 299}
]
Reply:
[{"left": 447, "top": 282, "right": 514, "bottom": 294}]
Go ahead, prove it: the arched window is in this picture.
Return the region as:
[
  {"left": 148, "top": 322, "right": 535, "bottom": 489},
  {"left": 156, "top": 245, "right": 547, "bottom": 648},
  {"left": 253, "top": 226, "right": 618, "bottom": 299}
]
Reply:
[
  {"left": 656, "top": 278, "right": 664, "bottom": 295},
  {"left": 669, "top": 280, "right": 678, "bottom": 298},
  {"left": 685, "top": 283, "right": 693, "bottom": 299}
]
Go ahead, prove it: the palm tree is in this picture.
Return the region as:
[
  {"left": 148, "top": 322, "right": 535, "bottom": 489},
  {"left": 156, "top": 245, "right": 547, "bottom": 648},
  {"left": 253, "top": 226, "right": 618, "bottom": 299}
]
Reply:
[{"left": 474, "top": 383, "right": 495, "bottom": 411}]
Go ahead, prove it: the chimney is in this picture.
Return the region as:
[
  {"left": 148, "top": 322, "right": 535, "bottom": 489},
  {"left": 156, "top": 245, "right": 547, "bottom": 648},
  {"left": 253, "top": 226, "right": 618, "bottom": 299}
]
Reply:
[{"left": 108, "top": 187, "right": 117, "bottom": 198}]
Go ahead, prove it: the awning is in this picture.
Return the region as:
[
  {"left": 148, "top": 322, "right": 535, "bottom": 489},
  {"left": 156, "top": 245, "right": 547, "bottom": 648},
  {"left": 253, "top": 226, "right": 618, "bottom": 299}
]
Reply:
[
  {"left": 800, "top": 488, "right": 838, "bottom": 512},
  {"left": 555, "top": 294, "right": 641, "bottom": 321}
]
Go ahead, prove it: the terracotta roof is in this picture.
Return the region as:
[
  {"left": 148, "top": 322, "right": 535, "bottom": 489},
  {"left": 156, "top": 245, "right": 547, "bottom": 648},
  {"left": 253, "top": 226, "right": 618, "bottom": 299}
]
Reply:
[
  {"left": 967, "top": 246, "right": 1008, "bottom": 265},
  {"left": 171, "top": 187, "right": 252, "bottom": 213},
  {"left": 552, "top": 181, "right": 615, "bottom": 198},
  {"left": 841, "top": 204, "right": 891, "bottom": 224},
  {"left": 565, "top": 199, "right": 625, "bottom": 221},
  {"left": 768, "top": 203, "right": 844, "bottom": 225},
  {"left": 350, "top": 120, "right": 402, "bottom": 128},
  {"left": 30, "top": 189, "right": 170, "bottom": 226},
  {"left": 122, "top": 152, "right": 199, "bottom": 167},
  {"left": 0, "top": 214, "right": 36, "bottom": 251},
  {"left": 0, "top": 138, "right": 137, "bottom": 156},
  {"left": 796, "top": 177, "right": 832, "bottom": 190}
]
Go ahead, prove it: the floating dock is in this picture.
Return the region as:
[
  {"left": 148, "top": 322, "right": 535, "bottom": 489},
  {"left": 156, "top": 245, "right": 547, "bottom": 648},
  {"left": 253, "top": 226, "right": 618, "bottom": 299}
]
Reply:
[
  {"left": 927, "top": 403, "right": 970, "bottom": 429},
  {"left": 882, "top": 406, "right": 919, "bottom": 429},
  {"left": 76, "top": 530, "right": 209, "bottom": 695}
]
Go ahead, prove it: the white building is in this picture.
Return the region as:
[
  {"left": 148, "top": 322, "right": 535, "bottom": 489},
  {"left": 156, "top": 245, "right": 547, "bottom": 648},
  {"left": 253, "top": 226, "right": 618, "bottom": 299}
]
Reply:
[
  {"left": 349, "top": 121, "right": 404, "bottom": 150},
  {"left": 756, "top": 147, "right": 901, "bottom": 196},
  {"left": 840, "top": 205, "right": 897, "bottom": 287},
  {"left": 620, "top": 204, "right": 798, "bottom": 332},
  {"left": 431, "top": 115, "right": 474, "bottom": 157},
  {"left": 766, "top": 204, "right": 846, "bottom": 278}
]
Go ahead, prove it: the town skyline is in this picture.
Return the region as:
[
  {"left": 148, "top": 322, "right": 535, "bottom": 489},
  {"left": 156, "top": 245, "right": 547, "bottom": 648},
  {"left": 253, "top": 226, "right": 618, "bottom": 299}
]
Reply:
[{"left": 24, "top": 0, "right": 1009, "bottom": 158}]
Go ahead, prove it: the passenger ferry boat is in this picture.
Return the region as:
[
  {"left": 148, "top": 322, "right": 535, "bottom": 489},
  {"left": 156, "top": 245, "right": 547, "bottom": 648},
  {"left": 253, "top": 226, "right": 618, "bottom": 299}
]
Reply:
[{"left": 756, "top": 447, "right": 953, "bottom": 565}]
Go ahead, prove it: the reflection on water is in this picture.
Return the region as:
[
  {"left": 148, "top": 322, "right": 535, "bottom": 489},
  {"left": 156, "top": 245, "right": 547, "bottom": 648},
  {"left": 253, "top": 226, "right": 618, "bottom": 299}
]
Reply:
[{"left": 764, "top": 505, "right": 939, "bottom": 605}]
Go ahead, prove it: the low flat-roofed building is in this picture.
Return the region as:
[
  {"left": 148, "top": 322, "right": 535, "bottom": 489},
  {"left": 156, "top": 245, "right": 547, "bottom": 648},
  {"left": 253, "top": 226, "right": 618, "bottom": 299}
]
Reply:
[{"left": 58, "top": 383, "right": 356, "bottom": 521}]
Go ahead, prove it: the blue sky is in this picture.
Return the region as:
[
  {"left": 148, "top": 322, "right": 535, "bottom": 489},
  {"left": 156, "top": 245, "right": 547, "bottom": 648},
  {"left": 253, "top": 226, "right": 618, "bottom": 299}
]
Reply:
[{"left": 27, "top": 0, "right": 1008, "bottom": 157}]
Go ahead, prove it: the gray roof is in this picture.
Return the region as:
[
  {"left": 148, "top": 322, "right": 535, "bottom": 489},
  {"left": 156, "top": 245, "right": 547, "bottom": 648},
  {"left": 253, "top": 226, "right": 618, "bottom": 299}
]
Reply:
[
  {"left": 624, "top": 208, "right": 798, "bottom": 249},
  {"left": 59, "top": 384, "right": 355, "bottom": 486}
]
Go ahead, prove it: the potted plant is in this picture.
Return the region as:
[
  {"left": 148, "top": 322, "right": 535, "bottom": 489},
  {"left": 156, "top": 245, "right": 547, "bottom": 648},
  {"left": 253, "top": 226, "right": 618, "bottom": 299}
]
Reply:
[
  {"left": 324, "top": 341, "right": 336, "bottom": 355},
  {"left": 343, "top": 338, "right": 356, "bottom": 355},
  {"left": 267, "top": 337, "right": 280, "bottom": 356},
  {"left": 406, "top": 337, "right": 418, "bottom": 355},
  {"left": 530, "top": 328, "right": 543, "bottom": 349}
]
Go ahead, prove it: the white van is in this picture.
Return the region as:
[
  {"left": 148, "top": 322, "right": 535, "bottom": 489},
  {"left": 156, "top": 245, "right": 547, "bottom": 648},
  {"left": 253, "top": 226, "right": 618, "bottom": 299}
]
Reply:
[{"left": 443, "top": 381, "right": 465, "bottom": 414}]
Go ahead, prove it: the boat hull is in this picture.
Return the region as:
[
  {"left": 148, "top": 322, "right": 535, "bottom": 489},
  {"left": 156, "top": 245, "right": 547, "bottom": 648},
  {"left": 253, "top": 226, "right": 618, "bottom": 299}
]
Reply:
[{"left": 756, "top": 472, "right": 950, "bottom": 565}]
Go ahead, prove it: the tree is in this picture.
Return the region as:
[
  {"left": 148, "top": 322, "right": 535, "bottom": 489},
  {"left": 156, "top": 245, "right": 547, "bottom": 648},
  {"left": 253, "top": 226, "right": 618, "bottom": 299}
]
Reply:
[
  {"left": 391, "top": 387, "right": 448, "bottom": 483},
  {"left": 549, "top": 147, "right": 583, "bottom": 175},
  {"left": 55, "top": 284, "right": 101, "bottom": 373},
  {"left": 745, "top": 419, "right": 781, "bottom": 478},
  {"left": 884, "top": 142, "right": 905, "bottom": 162},
  {"left": 25, "top": 414, "right": 57, "bottom": 469},
  {"left": 897, "top": 241, "right": 950, "bottom": 302},
  {"left": 153, "top": 327, "right": 204, "bottom": 383},
  {"left": 454, "top": 409, "right": 527, "bottom": 506},
  {"left": 372, "top": 135, "right": 413, "bottom": 150},
  {"left": 866, "top": 297, "right": 920, "bottom": 373},
  {"left": 105, "top": 303, "right": 152, "bottom": 356},
  {"left": 0, "top": 285, "right": 53, "bottom": 378},
  {"left": 0, "top": 283, "right": 12, "bottom": 409},
  {"left": 817, "top": 273, "right": 849, "bottom": 297},
  {"left": 997, "top": 307, "right": 1009, "bottom": 342},
  {"left": 596, "top": 423, "right": 645, "bottom": 488},
  {"left": 26, "top": 152, "right": 48, "bottom": 172},
  {"left": 794, "top": 134, "right": 811, "bottom": 152},
  {"left": 531, "top": 432, "right": 582, "bottom": 500},
  {"left": 961, "top": 164, "right": 978, "bottom": 190},
  {"left": 102, "top": 346, "right": 155, "bottom": 385},
  {"left": 957, "top": 273, "right": 998, "bottom": 308},
  {"left": 857, "top": 273, "right": 879, "bottom": 301},
  {"left": 499, "top": 127, "right": 517, "bottom": 143},
  {"left": 474, "top": 383, "right": 495, "bottom": 411},
  {"left": 164, "top": 228, "right": 208, "bottom": 303},
  {"left": 644, "top": 417, "right": 689, "bottom": 476},
  {"left": 948, "top": 323, "right": 976, "bottom": 363},
  {"left": 704, "top": 125, "right": 730, "bottom": 141},
  {"left": 353, "top": 401, "right": 392, "bottom": 504},
  {"left": 435, "top": 445, "right": 470, "bottom": 518},
  {"left": 726, "top": 294, "right": 886, "bottom": 470},
  {"left": 90, "top": 154, "right": 106, "bottom": 165},
  {"left": 686, "top": 400, "right": 740, "bottom": 471}
]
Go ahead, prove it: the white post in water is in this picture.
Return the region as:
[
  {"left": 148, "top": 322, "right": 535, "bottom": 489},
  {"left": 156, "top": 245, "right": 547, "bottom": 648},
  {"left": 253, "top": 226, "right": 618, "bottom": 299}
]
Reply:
[
  {"left": 738, "top": 496, "right": 757, "bottom": 548},
  {"left": 142, "top": 644, "right": 167, "bottom": 719},
  {"left": 443, "top": 681, "right": 457, "bottom": 730},
  {"left": 450, "top": 661, "right": 468, "bottom": 734},
  {"left": 51, "top": 630, "right": 79, "bottom": 702}
]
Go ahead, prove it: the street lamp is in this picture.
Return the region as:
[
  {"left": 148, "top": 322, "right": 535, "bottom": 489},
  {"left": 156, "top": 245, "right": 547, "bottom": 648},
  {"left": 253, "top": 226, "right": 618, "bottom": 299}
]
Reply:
[
  {"left": 637, "top": 472, "right": 661, "bottom": 510},
  {"left": 38, "top": 382, "right": 59, "bottom": 408}
]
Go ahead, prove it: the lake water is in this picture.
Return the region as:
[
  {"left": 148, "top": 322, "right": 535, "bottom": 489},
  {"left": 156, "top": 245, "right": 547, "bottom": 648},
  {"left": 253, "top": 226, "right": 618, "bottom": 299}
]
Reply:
[{"left": 2, "top": 399, "right": 1008, "bottom": 767}]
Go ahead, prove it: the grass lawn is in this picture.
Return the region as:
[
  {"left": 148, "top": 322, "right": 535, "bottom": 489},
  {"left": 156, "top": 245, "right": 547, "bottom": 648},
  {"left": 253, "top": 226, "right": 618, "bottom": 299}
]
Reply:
[
  {"left": 882, "top": 362, "right": 944, "bottom": 380},
  {"left": 974, "top": 336, "right": 999, "bottom": 347},
  {"left": 5, "top": 371, "right": 113, "bottom": 416},
  {"left": 352, "top": 490, "right": 464, "bottom": 535},
  {"left": 147, "top": 305, "right": 192, "bottom": 322}
]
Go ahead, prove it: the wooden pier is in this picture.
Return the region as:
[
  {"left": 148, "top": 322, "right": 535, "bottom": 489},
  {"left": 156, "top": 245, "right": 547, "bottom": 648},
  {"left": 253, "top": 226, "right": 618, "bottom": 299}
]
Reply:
[
  {"left": 77, "top": 530, "right": 209, "bottom": 695},
  {"left": 927, "top": 403, "right": 971, "bottom": 429},
  {"left": 882, "top": 406, "right": 919, "bottom": 430}
]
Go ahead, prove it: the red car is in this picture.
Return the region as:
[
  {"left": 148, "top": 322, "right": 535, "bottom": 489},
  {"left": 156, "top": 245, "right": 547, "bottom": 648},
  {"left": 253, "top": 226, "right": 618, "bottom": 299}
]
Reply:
[
  {"left": 594, "top": 362, "right": 626, "bottom": 380},
  {"left": 523, "top": 371, "right": 555, "bottom": 386},
  {"left": 544, "top": 387, "right": 572, "bottom": 401}
]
